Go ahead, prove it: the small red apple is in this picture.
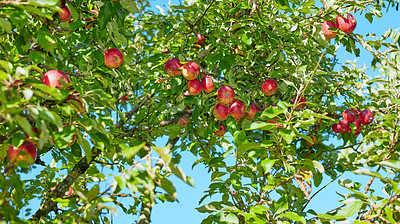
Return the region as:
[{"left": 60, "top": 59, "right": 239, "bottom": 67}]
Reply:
[
  {"left": 321, "top": 20, "right": 338, "bottom": 39},
  {"left": 217, "top": 86, "right": 235, "bottom": 105},
  {"left": 336, "top": 13, "right": 357, "bottom": 34},
  {"left": 59, "top": 6, "right": 71, "bottom": 22},
  {"left": 229, "top": 100, "right": 246, "bottom": 122},
  {"left": 187, "top": 79, "right": 203, "bottom": 95},
  {"left": 182, "top": 62, "right": 200, "bottom": 80},
  {"left": 359, "top": 109, "right": 374, "bottom": 125},
  {"left": 337, "top": 120, "right": 351, "bottom": 133},
  {"left": 202, "top": 75, "right": 214, "bottom": 93},
  {"left": 194, "top": 42, "right": 203, "bottom": 50},
  {"left": 261, "top": 79, "right": 278, "bottom": 96},
  {"left": 121, "top": 95, "right": 129, "bottom": 103},
  {"left": 214, "top": 124, "right": 226, "bottom": 136},
  {"left": 196, "top": 33, "right": 206, "bottom": 44},
  {"left": 104, "top": 48, "right": 123, "bottom": 69},
  {"left": 165, "top": 58, "right": 183, "bottom": 77},
  {"left": 292, "top": 96, "right": 306, "bottom": 109},
  {"left": 8, "top": 141, "right": 37, "bottom": 167},
  {"left": 178, "top": 117, "right": 189, "bottom": 127},
  {"left": 332, "top": 123, "right": 340, "bottom": 133},
  {"left": 42, "top": 70, "right": 70, "bottom": 88},
  {"left": 213, "top": 103, "right": 229, "bottom": 121},
  {"left": 245, "top": 104, "right": 260, "bottom": 120},
  {"left": 343, "top": 109, "right": 356, "bottom": 122}
]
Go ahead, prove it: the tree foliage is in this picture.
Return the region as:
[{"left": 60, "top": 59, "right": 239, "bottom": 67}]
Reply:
[{"left": 0, "top": 0, "right": 400, "bottom": 223}]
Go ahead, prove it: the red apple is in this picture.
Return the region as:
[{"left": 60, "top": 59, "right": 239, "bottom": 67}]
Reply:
[
  {"left": 187, "top": 79, "right": 203, "bottom": 95},
  {"left": 337, "top": 120, "right": 350, "bottom": 133},
  {"left": 229, "top": 100, "right": 246, "bottom": 122},
  {"left": 202, "top": 75, "right": 214, "bottom": 93},
  {"left": 292, "top": 96, "right": 306, "bottom": 109},
  {"left": 42, "top": 70, "right": 70, "bottom": 88},
  {"left": 245, "top": 104, "right": 260, "bottom": 120},
  {"left": 91, "top": 10, "right": 99, "bottom": 16},
  {"left": 217, "top": 86, "right": 235, "bottom": 105},
  {"left": 59, "top": 7, "right": 71, "bottom": 22},
  {"left": 213, "top": 103, "right": 229, "bottom": 121},
  {"left": 336, "top": 13, "right": 357, "bottom": 34},
  {"left": 332, "top": 123, "right": 340, "bottom": 133},
  {"left": 121, "top": 95, "right": 129, "bottom": 103},
  {"left": 261, "top": 79, "right": 278, "bottom": 96},
  {"left": 165, "top": 58, "right": 183, "bottom": 77},
  {"left": 196, "top": 33, "right": 206, "bottom": 44},
  {"left": 182, "top": 62, "right": 200, "bottom": 80},
  {"left": 66, "top": 187, "right": 73, "bottom": 196},
  {"left": 104, "top": 48, "right": 123, "bottom": 69},
  {"left": 214, "top": 124, "right": 226, "bottom": 136},
  {"left": 8, "top": 141, "right": 37, "bottom": 167},
  {"left": 359, "top": 109, "right": 374, "bottom": 125},
  {"left": 178, "top": 117, "right": 189, "bottom": 127},
  {"left": 194, "top": 42, "right": 203, "bottom": 50},
  {"left": 342, "top": 109, "right": 356, "bottom": 122},
  {"left": 321, "top": 20, "right": 338, "bottom": 39}
]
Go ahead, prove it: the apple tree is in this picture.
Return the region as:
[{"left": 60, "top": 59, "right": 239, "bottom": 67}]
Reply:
[{"left": 0, "top": 0, "right": 400, "bottom": 223}]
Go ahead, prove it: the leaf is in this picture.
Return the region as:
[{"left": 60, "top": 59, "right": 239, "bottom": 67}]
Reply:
[
  {"left": 261, "top": 158, "right": 277, "bottom": 174},
  {"left": 0, "top": 18, "right": 11, "bottom": 33},
  {"left": 196, "top": 202, "right": 223, "bottom": 213},
  {"left": 280, "top": 212, "right": 306, "bottom": 224},
  {"left": 121, "top": 142, "right": 145, "bottom": 159},
  {"left": 334, "top": 200, "right": 363, "bottom": 219},
  {"left": 98, "top": 1, "right": 114, "bottom": 29},
  {"left": 159, "top": 178, "right": 177, "bottom": 200},
  {"left": 261, "top": 105, "right": 284, "bottom": 118},
  {"left": 237, "top": 142, "right": 263, "bottom": 154},
  {"left": 76, "top": 132, "right": 91, "bottom": 161},
  {"left": 312, "top": 160, "right": 325, "bottom": 173},
  {"left": 170, "top": 163, "right": 194, "bottom": 187},
  {"left": 14, "top": 115, "right": 34, "bottom": 137},
  {"left": 114, "top": 175, "right": 126, "bottom": 193},
  {"left": 379, "top": 160, "right": 400, "bottom": 170},
  {"left": 87, "top": 185, "right": 99, "bottom": 201}
]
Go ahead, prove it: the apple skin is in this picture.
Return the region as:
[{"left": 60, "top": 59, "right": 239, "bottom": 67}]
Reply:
[
  {"left": 321, "top": 20, "right": 338, "bottom": 39},
  {"left": 336, "top": 14, "right": 357, "bottom": 34},
  {"left": 104, "top": 48, "right": 123, "bottom": 69},
  {"left": 165, "top": 58, "right": 183, "bottom": 77},
  {"left": 332, "top": 123, "right": 340, "bottom": 133},
  {"left": 213, "top": 103, "right": 229, "bottom": 121},
  {"left": 359, "top": 109, "right": 374, "bottom": 125},
  {"left": 121, "top": 95, "right": 129, "bottom": 103},
  {"left": 229, "top": 100, "right": 246, "bottom": 122},
  {"left": 187, "top": 79, "right": 203, "bottom": 95},
  {"left": 178, "top": 117, "right": 189, "bottom": 127},
  {"left": 196, "top": 33, "right": 206, "bottom": 44},
  {"left": 306, "top": 135, "right": 317, "bottom": 147},
  {"left": 245, "top": 104, "right": 260, "bottom": 120},
  {"left": 337, "top": 120, "right": 351, "bottom": 133},
  {"left": 43, "top": 70, "right": 70, "bottom": 88},
  {"left": 182, "top": 62, "right": 200, "bottom": 80},
  {"left": 261, "top": 79, "right": 278, "bottom": 96},
  {"left": 8, "top": 141, "right": 37, "bottom": 167},
  {"left": 292, "top": 96, "right": 306, "bottom": 109},
  {"left": 214, "top": 124, "right": 226, "bottom": 136},
  {"left": 217, "top": 86, "right": 235, "bottom": 105},
  {"left": 202, "top": 75, "right": 214, "bottom": 93},
  {"left": 343, "top": 109, "right": 356, "bottom": 122},
  {"left": 59, "top": 7, "right": 71, "bottom": 22}
]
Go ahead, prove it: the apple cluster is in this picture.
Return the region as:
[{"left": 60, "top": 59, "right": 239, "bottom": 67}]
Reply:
[
  {"left": 322, "top": 13, "right": 357, "bottom": 39},
  {"left": 332, "top": 108, "right": 374, "bottom": 135}
]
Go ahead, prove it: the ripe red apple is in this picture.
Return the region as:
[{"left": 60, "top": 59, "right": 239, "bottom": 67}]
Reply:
[
  {"left": 196, "top": 33, "right": 206, "bottom": 44},
  {"left": 214, "top": 124, "right": 226, "bottom": 136},
  {"left": 8, "top": 141, "right": 37, "bottom": 167},
  {"left": 337, "top": 120, "right": 350, "bottom": 133},
  {"left": 245, "top": 104, "right": 260, "bottom": 120},
  {"left": 306, "top": 135, "right": 317, "bottom": 147},
  {"left": 332, "top": 123, "right": 340, "bottom": 133},
  {"left": 178, "top": 117, "right": 189, "bottom": 127},
  {"left": 261, "top": 79, "right": 278, "bottom": 96},
  {"left": 321, "top": 20, "right": 338, "bottom": 39},
  {"left": 59, "top": 6, "right": 71, "bottom": 22},
  {"left": 213, "top": 103, "right": 229, "bottom": 121},
  {"left": 104, "top": 48, "right": 123, "bottom": 68},
  {"left": 194, "top": 42, "right": 203, "bottom": 50},
  {"left": 292, "top": 96, "right": 306, "bottom": 109},
  {"left": 42, "top": 70, "right": 70, "bottom": 88},
  {"left": 182, "top": 62, "right": 200, "bottom": 80},
  {"left": 121, "top": 95, "right": 129, "bottom": 103},
  {"left": 229, "top": 100, "right": 246, "bottom": 122},
  {"left": 359, "top": 109, "right": 374, "bottom": 125},
  {"left": 202, "top": 75, "right": 214, "bottom": 93},
  {"left": 336, "top": 13, "right": 357, "bottom": 34},
  {"left": 343, "top": 109, "right": 356, "bottom": 122},
  {"left": 187, "top": 79, "right": 203, "bottom": 95},
  {"left": 165, "top": 58, "right": 183, "bottom": 77},
  {"left": 217, "top": 86, "right": 235, "bottom": 105}
]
